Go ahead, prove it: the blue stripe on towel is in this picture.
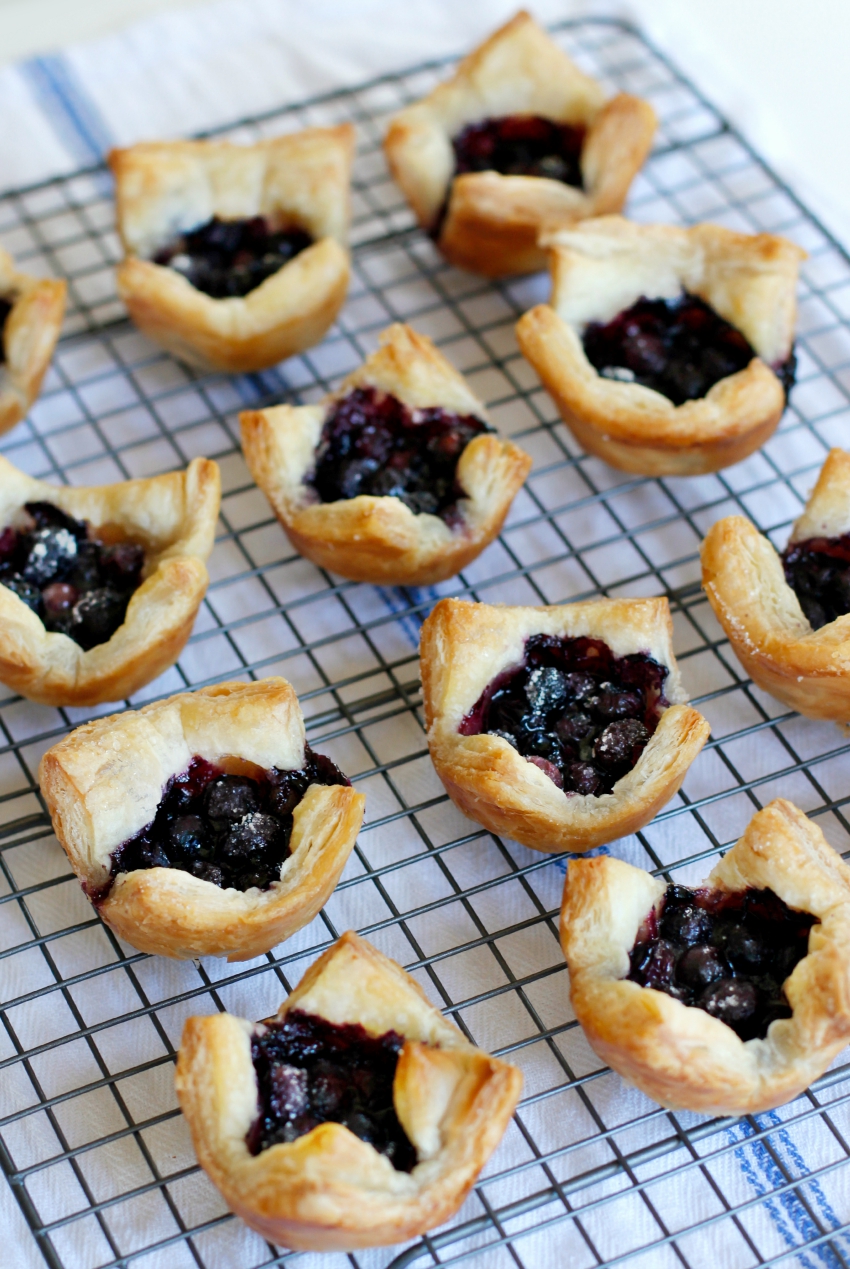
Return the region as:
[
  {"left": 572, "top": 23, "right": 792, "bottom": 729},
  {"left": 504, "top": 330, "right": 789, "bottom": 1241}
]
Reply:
[{"left": 20, "top": 54, "right": 113, "bottom": 166}]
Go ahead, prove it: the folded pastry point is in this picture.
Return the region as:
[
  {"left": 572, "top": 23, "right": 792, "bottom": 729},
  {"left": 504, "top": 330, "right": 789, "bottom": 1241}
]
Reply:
[
  {"left": 0, "top": 247, "right": 66, "bottom": 434},
  {"left": 240, "top": 322, "right": 531, "bottom": 585},
  {"left": 561, "top": 798, "right": 850, "bottom": 1114},
  {"left": 175, "top": 930, "right": 522, "bottom": 1250},
  {"left": 110, "top": 126, "right": 354, "bottom": 372},
  {"left": 39, "top": 677, "right": 365, "bottom": 959},
  {"left": 516, "top": 216, "right": 805, "bottom": 475},
  {"left": 702, "top": 448, "right": 850, "bottom": 721},
  {"left": 0, "top": 453, "right": 219, "bottom": 705},
  {"left": 384, "top": 11, "right": 656, "bottom": 276},
  {"left": 421, "top": 596, "right": 709, "bottom": 852}
]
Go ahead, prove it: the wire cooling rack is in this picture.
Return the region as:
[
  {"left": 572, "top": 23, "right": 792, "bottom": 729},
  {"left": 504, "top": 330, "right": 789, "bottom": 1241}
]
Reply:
[{"left": 1, "top": 16, "right": 850, "bottom": 1269}]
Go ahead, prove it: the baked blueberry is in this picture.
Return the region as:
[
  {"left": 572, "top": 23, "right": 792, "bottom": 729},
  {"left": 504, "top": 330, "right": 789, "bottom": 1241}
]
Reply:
[
  {"left": 154, "top": 216, "right": 313, "bottom": 299},
  {"left": 582, "top": 294, "right": 797, "bottom": 407},
  {"left": 309, "top": 386, "right": 491, "bottom": 524},
  {"left": 99, "top": 748, "right": 351, "bottom": 900},
  {"left": 0, "top": 501, "right": 144, "bottom": 648},
  {"left": 628, "top": 883, "right": 815, "bottom": 1041},
  {"left": 246, "top": 1010, "right": 416, "bottom": 1171},
  {"left": 781, "top": 532, "right": 850, "bottom": 630},
  {"left": 0, "top": 297, "right": 12, "bottom": 361},
  {"left": 460, "top": 632, "right": 667, "bottom": 795},
  {"left": 453, "top": 114, "right": 584, "bottom": 189}
]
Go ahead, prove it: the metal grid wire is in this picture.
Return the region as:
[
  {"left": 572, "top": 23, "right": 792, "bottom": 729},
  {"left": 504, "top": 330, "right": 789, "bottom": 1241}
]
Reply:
[{"left": 1, "top": 16, "right": 850, "bottom": 1269}]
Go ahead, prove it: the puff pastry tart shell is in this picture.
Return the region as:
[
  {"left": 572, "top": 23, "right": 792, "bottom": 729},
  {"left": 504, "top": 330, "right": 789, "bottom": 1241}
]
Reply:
[
  {"left": 560, "top": 798, "right": 850, "bottom": 1114},
  {"left": 702, "top": 447, "right": 850, "bottom": 720},
  {"left": 0, "top": 454, "right": 219, "bottom": 706},
  {"left": 39, "top": 678, "right": 365, "bottom": 961},
  {"left": 421, "top": 596, "right": 709, "bottom": 852},
  {"left": 175, "top": 930, "right": 522, "bottom": 1249},
  {"left": 516, "top": 216, "right": 805, "bottom": 475},
  {"left": 240, "top": 323, "right": 531, "bottom": 586},
  {"left": 384, "top": 11, "right": 656, "bottom": 277},
  {"left": 0, "top": 248, "right": 66, "bottom": 434},
  {"left": 109, "top": 126, "right": 354, "bottom": 373}
]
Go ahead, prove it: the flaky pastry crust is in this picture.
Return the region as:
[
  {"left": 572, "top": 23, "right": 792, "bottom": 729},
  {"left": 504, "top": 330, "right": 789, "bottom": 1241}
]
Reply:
[
  {"left": 175, "top": 930, "right": 523, "bottom": 1249},
  {"left": 384, "top": 11, "right": 656, "bottom": 277},
  {"left": 0, "top": 454, "right": 219, "bottom": 706},
  {"left": 515, "top": 216, "right": 806, "bottom": 475},
  {"left": 561, "top": 798, "right": 850, "bottom": 1114},
  {"left": 240, "top": 323, "right": 531, "bottom": 585},
  {"left": 0, "top": 248, "right": 66, "bottom": 434},
  {"left": 109, "top": 126, "right": 354, "bottom": 372},
  {"left": 39, "top": 678, "right": 365, "bottom": 961},
  {"left": 421, "top": 596, "right": 709, "bottom": 852},
  {"left": 701, "top": 448, "right": 850, "bottom": 720}
]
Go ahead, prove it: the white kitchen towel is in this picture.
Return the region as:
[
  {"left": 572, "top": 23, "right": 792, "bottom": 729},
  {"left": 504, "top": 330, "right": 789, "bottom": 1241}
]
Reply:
[{"left": 1, "top": 3, "right": 850, "bottom": 1269}]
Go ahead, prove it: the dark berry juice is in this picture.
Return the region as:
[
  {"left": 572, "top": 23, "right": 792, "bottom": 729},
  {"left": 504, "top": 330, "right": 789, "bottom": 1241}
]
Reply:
[
  {"left": 97, "top": 751, "right": 350, "bottom": 899},
  {"left": 0, "top": 501, "right": 144, "bottom": 650},
  {"left": 154, "top": 216, "right": 312, "bottom": 299},
  {"left": 309, "top": 386, "right": 490, "bottom": 523},
  {"left": 781, "top": 533, "right": 850, "bottom": 630},
  {"left": 246, "top": 1010, "right": 416, "bottom": 1170},
  {"left": 628, "top": 884, "right": 815, "bottom": 1041},
  {"left": 0, "top": 296, "right": 12, "bottom": 361},
  {"left": 460, "top": 634, "right": 668, "bottom": 795},
  {"left": 583, "top": 293, "right": 797, "bottom": 406}
]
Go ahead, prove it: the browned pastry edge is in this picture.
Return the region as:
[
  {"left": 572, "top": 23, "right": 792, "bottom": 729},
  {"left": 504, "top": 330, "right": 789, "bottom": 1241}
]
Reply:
[
  {"left": 383, "top": 11, "right": 656, "bottom": 277},
  {"left": 561, "top": 798, "right": 850, "bottom": 1114},
  {"left": 240, "top": 323, "right": 532, "bottom": 586},
  {"left": 515, "top": 217, "right": 804, "bottom": 476},
  {"left": 109, "top": 126, "right": 354, "bottom": 372},
  {"left": 175, "top": 930, "right": 523, "bottom": 1249},
  {"left": 421, "top": 596, "right": 710, "bottom": 852},
  {"left": 0, "top": 453, "right": 219, "bottom": 706},
  {"left": 0, "top": 247, "right": 66, "bottom": 434},
  {"left": 701, "top": 449, "right": 850, "bottom": 720},
  {"left": 38, "top": 677, "right": 365, "bottom": 960}
]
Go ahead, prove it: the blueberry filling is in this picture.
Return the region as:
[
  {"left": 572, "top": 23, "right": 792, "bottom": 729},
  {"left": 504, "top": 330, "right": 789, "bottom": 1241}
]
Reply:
[
  {"left": 246, "top": 1009, "right": 417, "bottom": 1170},
  {"left": 583, "top": 293, "right": 797, "bottom": 407},
  {"left": 628, "top": 884, "right": 816, "bottom": 1041},
  {"left": 308, "top": 385, "right": 491, "bottom": 523},
  {"left": 153, "top": 215, "right": 313, "bottom": 299},
  {"left": 0, "top": 296, "right": 12, "bottom": 363},
  {"left": 0, "top": 501, "right": 144, "bottom": 650},
  {"left": 453, "top": 115, "right": 585, "bottom": 187},
  {"left": 781, "top": 533, "right": 850, "bottom": 630},
  {"left": 95, "top": 750, "right": 350, "bottom": 901},
  {"left": 460, "top": 634, "right": 668, "bottom": 795}
]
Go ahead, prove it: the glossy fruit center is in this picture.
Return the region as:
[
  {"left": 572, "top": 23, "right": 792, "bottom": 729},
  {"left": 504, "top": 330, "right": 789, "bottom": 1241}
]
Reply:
[
  {"left": 460, "top": 633, "right": 668, "bottom": 795},
  {"left": 453, "top": 114, "right": 585, "bottom": 186},
  {"left": 0, "top": 501, "right": 144, "bottom": 650},
  {"left": 309, "top": 385, "right": 490, "bottom": 524},
  {"left": 97, "top": 752, "right": 349, "bottom": 899},
  {"left": 246, "top": 1010, "right": 417, "bottom": 1170},
  {"left": 781, "top": 532, "right": 850, "bottom": 630},
  {"left": 153, "top": 215, "right": 312, "bottom": 299},
  {"left": 628, "top": 884, "right": 815, "bottom": 1040},
  {"left": 583, "top": 293, "right": 797, "bottom": 406}
]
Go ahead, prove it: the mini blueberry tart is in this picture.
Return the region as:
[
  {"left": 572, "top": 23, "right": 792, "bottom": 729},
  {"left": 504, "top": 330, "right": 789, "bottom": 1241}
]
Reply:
[
  {"left": 0, "top": 247, "right": 66, "bottom": 434},
  {"left": 175, "top": 930, "right": 522, "bottom": 1248},
  {"left": 0, "top": 454, "right": 219, "bottom": 706},
  {"left": 560, "top": 798, "right": 850, "bottom": 1114},
  {"left": 421, "top": 596, "right": 709, "bottom": 852},
  {"left": 39, "top": 678, "right": 365, "bottom": 961},
  {"left": 702, "top": 447, "right": 850, "bottom": 721},
  {"left": 515, "top": 216, "right": 805, "bottom": 475},
  {"left": 109, "top": 125, "right": 354, "bottom": 372},
  {"left": 240, "top": 323, "right": 531, "bottom": 585},
  {"left": 383, "top": 11, "right": 656, "bottom": 277}
]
